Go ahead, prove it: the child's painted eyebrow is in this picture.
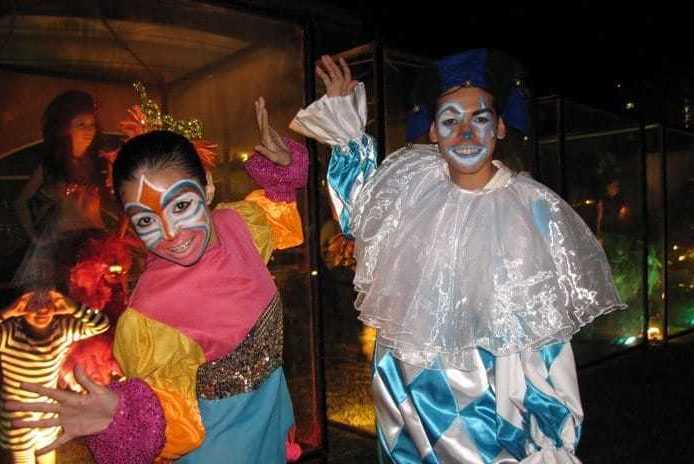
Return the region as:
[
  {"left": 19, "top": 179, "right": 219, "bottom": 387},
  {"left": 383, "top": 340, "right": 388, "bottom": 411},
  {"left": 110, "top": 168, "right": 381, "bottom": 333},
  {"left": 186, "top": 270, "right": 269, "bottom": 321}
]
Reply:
[
  {"left": 161, "top": 180, "right": 205, "bottom": 208},
  {"left": 124, "top": 204, "right": 153, "bottom": 215}
]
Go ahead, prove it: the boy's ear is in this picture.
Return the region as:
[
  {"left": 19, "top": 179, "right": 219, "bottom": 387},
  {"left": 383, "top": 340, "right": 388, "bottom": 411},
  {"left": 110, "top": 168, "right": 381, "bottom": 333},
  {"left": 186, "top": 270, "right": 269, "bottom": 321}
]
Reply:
[
  {"left": 429, "top": 122, "right": 439, "bottom": 143},
  {"left": 497, "top": 117, "right": 507, "bottom": 140}
]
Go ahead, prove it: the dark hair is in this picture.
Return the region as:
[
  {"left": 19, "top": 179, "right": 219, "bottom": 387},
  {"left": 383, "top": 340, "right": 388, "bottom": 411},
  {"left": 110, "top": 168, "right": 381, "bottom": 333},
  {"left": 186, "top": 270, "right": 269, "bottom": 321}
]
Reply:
[
  {"left": 112, "top": 130, "right": 207, "bottom": 204},
  {"left": 42, "top": 90, "right": 102, "bottom": 185}
]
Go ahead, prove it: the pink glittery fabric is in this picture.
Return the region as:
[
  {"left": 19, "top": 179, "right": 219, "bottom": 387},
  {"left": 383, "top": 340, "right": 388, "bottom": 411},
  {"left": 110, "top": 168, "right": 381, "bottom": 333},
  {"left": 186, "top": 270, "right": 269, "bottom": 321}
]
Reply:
[
  {"left": 85, "top": 379, "right": 165, "bottom": 464},
  {"left": 245, "top": 137, "right": 309, "bottom": 202}
]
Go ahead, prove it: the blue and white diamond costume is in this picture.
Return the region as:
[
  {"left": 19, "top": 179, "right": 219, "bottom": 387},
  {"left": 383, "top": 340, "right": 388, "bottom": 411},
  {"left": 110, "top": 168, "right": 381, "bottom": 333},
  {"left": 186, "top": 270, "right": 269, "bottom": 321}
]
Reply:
[{"left": 291, "top": 83, "right": 625, "bottom": 464}]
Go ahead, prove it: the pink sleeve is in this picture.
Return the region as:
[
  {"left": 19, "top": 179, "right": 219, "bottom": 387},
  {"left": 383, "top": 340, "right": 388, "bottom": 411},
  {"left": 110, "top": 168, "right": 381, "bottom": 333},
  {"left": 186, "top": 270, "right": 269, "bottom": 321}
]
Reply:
[
  {"left": 85, "top": 379, "right": 166, "bottom": 464},
  {"left": 244, "top": 137, "right": 309, "bottom": 202}
]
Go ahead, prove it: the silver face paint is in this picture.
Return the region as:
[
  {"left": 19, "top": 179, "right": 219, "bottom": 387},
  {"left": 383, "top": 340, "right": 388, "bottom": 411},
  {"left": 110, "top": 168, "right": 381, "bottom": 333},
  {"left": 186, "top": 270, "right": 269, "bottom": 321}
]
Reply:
[
  {"left": 435, "top": 102, "right": 465, "bottom": 139},
  {"left": 436, "top": 96, "right": 497, "bottom": 171}
]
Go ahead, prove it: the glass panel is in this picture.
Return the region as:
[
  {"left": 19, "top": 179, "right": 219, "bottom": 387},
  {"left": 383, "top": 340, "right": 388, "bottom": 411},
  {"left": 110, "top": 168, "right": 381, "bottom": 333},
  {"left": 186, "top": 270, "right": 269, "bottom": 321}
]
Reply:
[
  {"left": 383, "top": 49, "right": 431, "bottom": 153},
  {"left": 536, "top": 97, "right": 561, "bottom": 192},
  {"left": 560, "top": 101, "right": 646, "bottom": 364},
  {"left": 0, "top": 3, "right": 323, "bottom": 460},
  {"left": 278, "top": 271, "right": 323, "bottom": 448},
  {"left": 645, "top": 126, "right": 666, "bottom": 342},
  {"left": 317, "top": 44, "right": 376, "bottom": 435},
  {"left": 665, "top": 128, "right": 694, "bottom": 336}
]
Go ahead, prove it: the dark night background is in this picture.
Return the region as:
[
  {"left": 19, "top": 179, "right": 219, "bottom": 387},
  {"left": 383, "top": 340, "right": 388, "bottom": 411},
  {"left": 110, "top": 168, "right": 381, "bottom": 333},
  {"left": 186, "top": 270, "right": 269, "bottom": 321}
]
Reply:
[{"left": 231, "top": 0, "right": 692, "bottom": 116}]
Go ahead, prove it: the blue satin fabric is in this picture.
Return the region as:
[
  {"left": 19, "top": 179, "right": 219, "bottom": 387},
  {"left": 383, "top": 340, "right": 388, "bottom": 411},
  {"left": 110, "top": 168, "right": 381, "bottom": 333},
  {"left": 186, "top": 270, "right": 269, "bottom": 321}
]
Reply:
[
  {"left": 531, "top": 198, "right": 551, "bottom": 239},
  {"left": 502, "top": 87, "right": 529, "bottom": 134},
  {"left": 409, "top": 360, "right": 458, "bottom": 446},
  {"left": 497, "top": 415, "right": 530, "bottom": 460},
  {"left": 437, "top": 49, "right": 489, "bottom": 92},
  {"left": 327, "top": 134, "right": 377, "bottom": 236},
  {"left": 375, "top": 343, "right": 580, "bottom": 464},
  {"left": 406, "top": 106, "right": 433, "bottom": 142},
  {"left": 460, "top": 388, "right": 503, "bottom": 463},
  {"left": 540, "top": 342, "right": 564, "bottom": 372},
  {"left": 523, "top": 382, "right": 571, "bottom": 448},
  {"left": 381, "top": 427, "right": 435, "bottom": 464},
  {"left": 179, "top": 367, "right": 293, "bottom": 464}
]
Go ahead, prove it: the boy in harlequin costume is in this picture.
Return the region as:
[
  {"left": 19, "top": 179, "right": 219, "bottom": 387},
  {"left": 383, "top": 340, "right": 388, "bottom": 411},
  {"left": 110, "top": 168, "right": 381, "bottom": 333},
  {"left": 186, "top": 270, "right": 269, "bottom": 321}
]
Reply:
[
  {"left": 5, "top": 87, "right": 308, "bottom": 463},
  {"left": 290, "top": 51, "right": 625, "bottom": 463}
]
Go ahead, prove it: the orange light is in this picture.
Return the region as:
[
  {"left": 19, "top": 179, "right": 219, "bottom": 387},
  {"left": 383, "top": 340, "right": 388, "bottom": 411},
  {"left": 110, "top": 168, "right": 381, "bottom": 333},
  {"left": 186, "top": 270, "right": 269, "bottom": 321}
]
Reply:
[
  {"left": 647, "top": 326, "right": 663, "bottom": 341},
  {"left": 360, "top": 326, "right": 377, "bottom": 362},
  {"left": 109, "top": 264, "right": 123, "bottom": 274}
]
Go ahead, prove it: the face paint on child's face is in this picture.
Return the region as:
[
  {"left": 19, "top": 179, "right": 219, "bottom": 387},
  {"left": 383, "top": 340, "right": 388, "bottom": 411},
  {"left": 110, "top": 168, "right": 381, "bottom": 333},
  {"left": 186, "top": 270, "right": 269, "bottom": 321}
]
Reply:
[
  {"left": 434, "top": 88, "right": 499, "bottom": 174},
  {"left": 124, "top": 173, "right": 211, "bottom": 266}
]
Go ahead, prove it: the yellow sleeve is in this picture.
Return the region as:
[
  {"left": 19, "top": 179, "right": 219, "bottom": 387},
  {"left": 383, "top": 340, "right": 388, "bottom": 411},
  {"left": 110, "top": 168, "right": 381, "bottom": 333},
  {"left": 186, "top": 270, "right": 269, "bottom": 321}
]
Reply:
[
  {"left": 243, "top": 189, "right": 304, "bottom": 250},
  {"left": 215, "top": 200, "right": 274, "bottom": 263},
  {"left": 113, "top": 309, "right": 206, "bottom": 461}
]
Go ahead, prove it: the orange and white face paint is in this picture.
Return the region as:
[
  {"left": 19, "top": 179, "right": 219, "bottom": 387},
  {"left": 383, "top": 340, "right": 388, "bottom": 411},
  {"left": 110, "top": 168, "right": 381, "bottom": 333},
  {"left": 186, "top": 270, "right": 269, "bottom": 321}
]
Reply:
[{"left": 123, "top": 169, "right": 212, "bottom": 267}]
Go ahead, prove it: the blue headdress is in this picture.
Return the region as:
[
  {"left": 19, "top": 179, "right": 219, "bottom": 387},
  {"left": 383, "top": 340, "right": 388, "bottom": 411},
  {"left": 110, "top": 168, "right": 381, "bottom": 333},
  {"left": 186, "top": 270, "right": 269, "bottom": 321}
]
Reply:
[{"left": 436, "top": 48, "right": 529, "bottom": 134}]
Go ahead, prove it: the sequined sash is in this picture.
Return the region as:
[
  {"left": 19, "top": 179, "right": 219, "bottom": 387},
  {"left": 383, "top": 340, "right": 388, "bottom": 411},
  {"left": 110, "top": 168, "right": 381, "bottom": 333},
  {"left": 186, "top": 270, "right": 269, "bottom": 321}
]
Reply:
[{"left": 196, "top": 293, "right": 283, "bottom": 400}]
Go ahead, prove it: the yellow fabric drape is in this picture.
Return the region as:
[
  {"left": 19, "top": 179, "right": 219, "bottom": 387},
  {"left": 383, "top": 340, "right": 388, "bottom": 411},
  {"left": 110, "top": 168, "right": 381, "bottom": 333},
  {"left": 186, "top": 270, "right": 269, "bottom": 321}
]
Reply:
[
  {"left": 243, "top": 189, "right": 304, "bottom": 250},
  {"left": 215, "top": 200, "right": 274, "bottom": 263}
]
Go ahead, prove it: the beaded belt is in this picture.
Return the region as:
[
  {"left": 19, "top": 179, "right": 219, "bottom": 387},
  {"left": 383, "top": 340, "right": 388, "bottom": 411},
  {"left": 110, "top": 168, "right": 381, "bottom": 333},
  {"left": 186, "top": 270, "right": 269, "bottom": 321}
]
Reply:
[{"left": 196, "top": 293, "right": 283, "bottom": 400}]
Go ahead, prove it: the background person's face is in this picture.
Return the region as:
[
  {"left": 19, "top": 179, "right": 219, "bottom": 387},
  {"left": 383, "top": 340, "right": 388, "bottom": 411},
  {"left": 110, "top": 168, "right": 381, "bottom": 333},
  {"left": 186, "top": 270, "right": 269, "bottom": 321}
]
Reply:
[
  {"left": 121, "top": 166, "right": 213, "bottom": 267},
  {"left": 607, "top": 180, "right": 620, "bottom": 197},
  {"left": 24, "top": 305, "right": 55, "bottom": 330},
  {"left": 68, "top": 113, "right": 96, "bottom": 158},
  {"left": 430, "top": 87, "right": 505, "bottom": 176}
]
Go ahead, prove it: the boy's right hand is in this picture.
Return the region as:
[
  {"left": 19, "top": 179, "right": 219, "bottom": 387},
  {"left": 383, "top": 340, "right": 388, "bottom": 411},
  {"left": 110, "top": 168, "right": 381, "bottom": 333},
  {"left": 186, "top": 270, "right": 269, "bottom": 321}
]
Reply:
[{"left": 316, "top": 55, "right": 358, "bottom": 98}]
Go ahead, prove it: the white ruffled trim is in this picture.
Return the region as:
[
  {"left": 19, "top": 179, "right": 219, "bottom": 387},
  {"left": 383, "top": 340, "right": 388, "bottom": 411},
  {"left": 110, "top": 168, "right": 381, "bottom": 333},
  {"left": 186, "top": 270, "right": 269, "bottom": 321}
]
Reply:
[
  {"left": 351, "top": 146, "right": 626, "bottom": 371},
  {"left": 289, "top": 82, "right": 367, "bottom": 148}
]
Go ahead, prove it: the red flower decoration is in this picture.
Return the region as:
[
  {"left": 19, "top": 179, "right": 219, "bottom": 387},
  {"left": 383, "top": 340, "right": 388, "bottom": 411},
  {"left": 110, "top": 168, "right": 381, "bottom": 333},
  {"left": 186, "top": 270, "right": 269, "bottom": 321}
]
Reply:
[{"left": 69, "top": 259, "right": 112, "bottom": 310}]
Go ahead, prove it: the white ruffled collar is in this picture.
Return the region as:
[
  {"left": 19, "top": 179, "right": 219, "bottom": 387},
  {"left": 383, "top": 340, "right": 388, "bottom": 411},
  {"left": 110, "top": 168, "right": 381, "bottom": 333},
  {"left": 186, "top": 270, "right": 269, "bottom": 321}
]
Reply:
[
  {"left": 483, "top": 160, "right": 515, "bottom": 191},
  {"left": 398, "top": 145, "right": 516, "bottom": 194},
  {"left": 439, "top": 153, "right": 516, "bottom": 194}
]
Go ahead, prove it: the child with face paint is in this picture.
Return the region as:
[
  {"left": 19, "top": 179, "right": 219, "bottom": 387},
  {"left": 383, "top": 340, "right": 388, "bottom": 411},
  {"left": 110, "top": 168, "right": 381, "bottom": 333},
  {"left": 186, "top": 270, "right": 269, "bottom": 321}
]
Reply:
[
  {"left": 290, "top": 51, "right": 625, "bottom": 463},
  {"left": 4, "top": 97, "right": 308, "bottom": 464}
]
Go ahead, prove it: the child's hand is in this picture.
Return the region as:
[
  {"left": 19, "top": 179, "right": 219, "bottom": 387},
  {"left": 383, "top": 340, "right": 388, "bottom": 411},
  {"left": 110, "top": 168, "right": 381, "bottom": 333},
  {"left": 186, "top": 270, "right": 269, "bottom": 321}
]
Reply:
[
  {"left": 254, "top": 97, "right": 291, "bottom": 166},
  {"left": 48, "top": 290, "right": 77, "bottom": 315},
  {"left": 316, "top": 55, "right": 358, "bottom": 98},
  {"left": 0, "top": 292, "right": 33, "bottom": 321}
]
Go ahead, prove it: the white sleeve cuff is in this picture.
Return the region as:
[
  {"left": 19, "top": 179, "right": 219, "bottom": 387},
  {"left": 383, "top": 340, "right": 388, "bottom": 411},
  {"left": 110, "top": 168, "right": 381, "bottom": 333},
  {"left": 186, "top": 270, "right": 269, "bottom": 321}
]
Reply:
[{"left": 290, "top": 82, "right": 367, "bottom": 147}]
